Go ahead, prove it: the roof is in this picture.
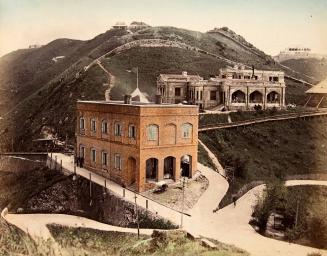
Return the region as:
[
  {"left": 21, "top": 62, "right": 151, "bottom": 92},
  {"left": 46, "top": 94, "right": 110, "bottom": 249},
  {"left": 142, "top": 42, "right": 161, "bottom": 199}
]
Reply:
[
  {"left": 159, "top": 74, "right": 203, "bottom": 82},
  {"left": 113, "top": 21, "right": 127, "bottom": 26},
  {"left": 77, "top": 100, "right": 198, "bottom": 108},
  {"left": 306, "top": 79, "right": 327, "bottom": 94}
]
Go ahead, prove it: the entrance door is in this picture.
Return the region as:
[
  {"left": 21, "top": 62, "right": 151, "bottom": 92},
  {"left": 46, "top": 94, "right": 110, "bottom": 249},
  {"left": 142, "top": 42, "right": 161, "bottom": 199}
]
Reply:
[
  {"left": 127, "top": 157, "right": 136, "bottom": 185},
  {"left": 164, "top": 156, "right": 175, "bottom": 179}
]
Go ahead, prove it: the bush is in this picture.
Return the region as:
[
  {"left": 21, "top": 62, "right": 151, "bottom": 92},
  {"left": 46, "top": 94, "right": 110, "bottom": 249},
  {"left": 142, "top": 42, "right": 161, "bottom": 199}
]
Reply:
[{"left": 307, "top": 215, "right": 327, "bottom": 248}]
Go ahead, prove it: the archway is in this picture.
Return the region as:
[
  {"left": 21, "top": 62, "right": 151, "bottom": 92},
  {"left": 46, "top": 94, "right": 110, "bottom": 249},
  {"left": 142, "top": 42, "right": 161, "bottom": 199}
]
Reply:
[
  {"left": 164, "top": 156, "right": 175, "bottom": 179},
  {"left": 127, "top": 157, "right": 136, "bottom": 185},
  {"left": 250, "top": 91, "right": 263, "bottom": 103},
  {"left": 180, "top": 155, "right": 192, "bottom": 178},
  {"left": 146, "top": 158, "right": 158, "bottom": 180},
  {"left": 267, "top": 91, "right": 280, "bottom": 103},
  {"left": 231, "top": 90, "right": 246, "bottom": 103}
]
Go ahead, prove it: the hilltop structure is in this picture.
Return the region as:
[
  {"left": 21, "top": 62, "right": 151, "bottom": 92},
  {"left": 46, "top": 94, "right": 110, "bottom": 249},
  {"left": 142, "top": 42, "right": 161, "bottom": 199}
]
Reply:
[
  {"left": 157, "top": 65, "right": 286, "bottom": 110},
  {"left": 112, "top": 21, "right": 150, "bottom": 31},
  {"left": 76, "top": 95, "right": 198, "bottom": 192},
  {"left": 274, "top": 46, "right": 321, "bottom": 62}
]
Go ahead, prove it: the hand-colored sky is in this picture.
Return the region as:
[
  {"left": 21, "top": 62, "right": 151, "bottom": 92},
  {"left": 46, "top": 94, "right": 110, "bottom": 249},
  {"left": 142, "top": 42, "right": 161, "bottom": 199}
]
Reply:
[{"left": 0, "top": 0, "right": 326, "bottom": 57}]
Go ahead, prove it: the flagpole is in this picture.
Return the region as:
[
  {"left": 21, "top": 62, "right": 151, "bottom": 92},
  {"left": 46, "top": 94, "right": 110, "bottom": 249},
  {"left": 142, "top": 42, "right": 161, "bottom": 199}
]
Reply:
[{"left": 136, "top": 67, "right": 139, "bottom": 89}]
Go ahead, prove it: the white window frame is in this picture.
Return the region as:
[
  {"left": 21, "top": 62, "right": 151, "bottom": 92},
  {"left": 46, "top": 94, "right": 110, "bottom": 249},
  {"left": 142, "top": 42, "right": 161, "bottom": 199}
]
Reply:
[
  {"left": 91, "top": 119, "right": 96, "bottom": 133},
  {"left": 147, "top": 124, "right": 158, "bottom": 141},
  {"left": 101, "top": 151, "right": 108, "bottom": 166},
  {"left": 128, "top": 124, "right": 136, "bottom": 139},
  {"left": 79, "top": 145, "right": 85, "bottom": 158},
  {"left": 114, "top": 122, "right": 122, "bottom": 136},
  {"left": 79, "top": 117, "right": 85, "bottom": 130},
  {"left": 91, "top": 148, "right": 96, "bottom": 162},
  {"left": 101, "top": 120, "right": 108, "bottom": 134},
  {"left": 114, "top": 154, "right": 122, "bottom": 170},
  {"left": 182, "top": 123, "right": 192, "bottom": 138}
]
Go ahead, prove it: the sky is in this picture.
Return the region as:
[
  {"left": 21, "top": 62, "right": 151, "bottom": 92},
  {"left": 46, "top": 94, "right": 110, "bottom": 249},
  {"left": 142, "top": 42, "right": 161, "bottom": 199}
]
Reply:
[{"left": 0, "top": 0, "right": 326, "bottom": 57}]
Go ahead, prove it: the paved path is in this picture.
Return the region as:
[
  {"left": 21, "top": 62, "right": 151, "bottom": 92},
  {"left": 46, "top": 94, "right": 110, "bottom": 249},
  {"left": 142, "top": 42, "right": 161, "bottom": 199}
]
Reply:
[
  {"left": 49, "top": 153, "right": 184, "bottom": 225},
  {"left": 3, "top": 149, "right": 327, "bottom": 256}
]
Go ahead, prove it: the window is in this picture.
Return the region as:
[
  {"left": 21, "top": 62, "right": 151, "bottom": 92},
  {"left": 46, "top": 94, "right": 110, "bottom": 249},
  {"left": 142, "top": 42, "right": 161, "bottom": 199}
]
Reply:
[
  {"left": 79, "top": 145, "right": 85, "bottom": 158},
  {"left": 182, "top": 123, "right": 192, "bottom": 138},
  {"left": 79, "top": 118, "right": 85, "bottom": 130},
  {"left": 114, "top": 154, "right": 121, "bottom": 170},
  {"left": 91, "top": 149, "right": 96, "bottom": 162},
  {"left": 175, "top": 88, "right": 181, "bottom": 96},
  {"left": 147, "top": 124, "right": 158, "bottom": 141},
  {"left": 196, "top": 91, "right": 199, "bottom": 100},
  {"left": 200, "top": 91, "right": 203, "bottom": 100},
  {"left": 210, "top": 91, "right": 217, "bottom": 101},
  {"left": 102, "top": 151, "right": 108, "bottom": 166},
  {"left": 244, "top": 75, "right": 251, "bottom": 79},
  {"left": 101, "top": 120, "right": 108, "bottom": 134},
  {"left": 91, "top": 119, "right": 96, "bottom": 132},
  {"left": 128, "top": 124, "right": 136, "bottom": 139},
  {"left": 114, "top": 122, "right": 122, "bottom": 136}
]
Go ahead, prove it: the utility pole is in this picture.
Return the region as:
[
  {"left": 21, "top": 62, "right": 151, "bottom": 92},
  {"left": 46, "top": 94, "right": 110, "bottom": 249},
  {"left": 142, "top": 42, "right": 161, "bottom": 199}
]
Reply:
[
  {"left": 134, "top": 193, "right": 140, "bottom": 239},
  {"left": 295, "top": 199, "right": 299, "bottom": 227},
  {"left": 180, "top": 174, "right": 186, "bottom": 228},
  {"left": 136, "top": 67, "right": 139, "bottom": 89}
]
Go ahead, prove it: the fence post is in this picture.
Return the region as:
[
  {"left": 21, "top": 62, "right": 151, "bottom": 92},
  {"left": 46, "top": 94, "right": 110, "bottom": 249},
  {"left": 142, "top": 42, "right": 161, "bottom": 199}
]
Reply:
[
  {"left": 54, "top": 156, "right": 57, "bottom": 171},
  {"left": 89, "top": 173, "right": 92, "bottom": 199},
  {"left": 60, "top": 160, "right": 62, "bottom": 172},
  {"left": 74, "top": 164, "right": 76, "bottom": 175},
  {"left": 146, "top": 199, "right": 148, "bottom": 211},
  {"left": 123, "top": 188, "right": 125, "bottom": 198}
]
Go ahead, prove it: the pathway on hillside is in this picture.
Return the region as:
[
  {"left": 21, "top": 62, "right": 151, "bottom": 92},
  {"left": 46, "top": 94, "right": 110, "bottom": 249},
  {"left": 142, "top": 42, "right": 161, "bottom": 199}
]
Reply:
[
  {"left": 199, "top": 109, "right": 327, "bottom": 131},
  {"left": 2, "top": 149, "right": 327, "bottom": 255},
  {"left": 48, "top": 153, "right": 184, "bottom": 225}
]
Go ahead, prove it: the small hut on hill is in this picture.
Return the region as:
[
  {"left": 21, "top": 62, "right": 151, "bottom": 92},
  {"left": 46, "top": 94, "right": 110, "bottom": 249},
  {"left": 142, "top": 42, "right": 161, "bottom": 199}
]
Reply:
[{"left": 305, "top": 79, "right": 327, "bottom": 108}]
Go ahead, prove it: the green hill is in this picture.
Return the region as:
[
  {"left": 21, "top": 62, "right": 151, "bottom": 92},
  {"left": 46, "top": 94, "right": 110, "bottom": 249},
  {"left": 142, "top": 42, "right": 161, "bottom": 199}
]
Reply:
[{"left": 0, "top": 26, "right": 315, "bottom": 151}]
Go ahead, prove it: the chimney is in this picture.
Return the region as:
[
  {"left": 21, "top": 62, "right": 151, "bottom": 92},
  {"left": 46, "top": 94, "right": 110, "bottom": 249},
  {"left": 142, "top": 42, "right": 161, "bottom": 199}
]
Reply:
[
  {"left": 124, "top": 94, "right": 132, "bottom": 104},
  {"left": 251, "top": 65, "right": 255, "bottom": 78},
  {"left": 155, "top": 94, "right": 162, "bottom": 104}
]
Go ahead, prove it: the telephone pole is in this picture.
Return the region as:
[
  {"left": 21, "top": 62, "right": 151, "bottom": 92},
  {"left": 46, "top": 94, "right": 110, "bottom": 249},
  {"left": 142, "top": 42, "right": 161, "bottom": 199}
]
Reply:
[
  {"left": 180, "top": 175, "right": 186, "bottom": 228},
  {"left": 134, "top": 193, "right": 140, "bottom": 238}
]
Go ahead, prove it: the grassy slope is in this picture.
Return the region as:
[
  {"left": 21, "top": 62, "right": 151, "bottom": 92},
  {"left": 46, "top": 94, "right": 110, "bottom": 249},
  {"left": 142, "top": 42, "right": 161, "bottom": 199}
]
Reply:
[
  {"left": 49, "top": 225, "right": 249, "bottom": 256},
  {"left": 0, "top": 26, "right": 308, "bottom": 151},
  {"left": 199, "top": 117, "right": 327, "bottom": 206},
  {"left": 281, "top": 58, "right": 327, "bottom": 82}
]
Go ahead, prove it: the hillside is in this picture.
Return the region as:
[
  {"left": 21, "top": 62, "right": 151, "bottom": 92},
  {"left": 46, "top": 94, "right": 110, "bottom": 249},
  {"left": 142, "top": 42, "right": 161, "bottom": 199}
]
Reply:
[
  {"left": 281, "top": 58, "right": 327, "bottom": 82},
  {"left": 199, "top": 117, "right": 327, "bottom": 206},
  {"left": 0, "top": 26, "right": 313, "bottom": 151}
]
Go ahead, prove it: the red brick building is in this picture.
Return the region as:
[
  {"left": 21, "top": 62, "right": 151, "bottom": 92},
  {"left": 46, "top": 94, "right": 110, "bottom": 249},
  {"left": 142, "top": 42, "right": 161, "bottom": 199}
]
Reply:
[{"left": 76, "top": 96, "right": 198, "bottom": 192}]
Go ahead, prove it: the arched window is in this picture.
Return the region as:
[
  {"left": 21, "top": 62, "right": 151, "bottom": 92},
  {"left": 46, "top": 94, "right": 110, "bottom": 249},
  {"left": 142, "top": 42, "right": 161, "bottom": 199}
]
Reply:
[
  {"left": 91, "top": 148, "right": 96, "bottom": 162},
  {"left": 101, "top": 151, "right": 108, "bottom": 166},
  {"left": 91, "top": 118, "right": 96, "bottom": 132},
  {"left": 101, "top": 120, "right": 108, "bottom": 134},
  {"left": 147, "top": 124, "right": 159, "bottom": 141},
  {"left": 128, "top": 124, "right": 136, "bottom": 139},
  {"left": 79, "top": 117, "right": 85, "bottom": 130},
  {"left": 114, "top": 122, "right": 122, "bottom": 136},
  {"left": 231, "top": 90, "right": 246, "bottom": 103},
  {"left": 114, "top": 154, "right": 122, "bottom": 170},
  {"left": 182, "top": 123, "right": 192, "bottom": 138}
]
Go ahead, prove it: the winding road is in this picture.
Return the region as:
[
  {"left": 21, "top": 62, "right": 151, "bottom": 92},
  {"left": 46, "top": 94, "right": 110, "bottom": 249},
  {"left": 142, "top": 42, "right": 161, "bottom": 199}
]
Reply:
[{"left": 2, "top": 144, "right": 327, "bottom": 256}]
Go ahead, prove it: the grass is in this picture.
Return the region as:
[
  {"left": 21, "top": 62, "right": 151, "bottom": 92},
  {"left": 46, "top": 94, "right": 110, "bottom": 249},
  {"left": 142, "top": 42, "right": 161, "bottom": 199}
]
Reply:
[
  {"left": 48, "top": 224, "right": 249, "bottom": 256},
  {"left": 198, "top": 144, "right": 216, "bottom": 170},
  {"left": 200, "top": 117, "right": 327, "bottom": 207},
  {"left": 0, "top": 25, "right": 310, "bottom": 152}
]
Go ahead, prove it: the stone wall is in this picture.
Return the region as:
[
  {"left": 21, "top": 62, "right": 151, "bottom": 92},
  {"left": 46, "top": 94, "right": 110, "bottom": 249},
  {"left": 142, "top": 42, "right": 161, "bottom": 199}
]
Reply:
[{"left": 0, "top": 155, "right": 46, "bottom": 173}]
